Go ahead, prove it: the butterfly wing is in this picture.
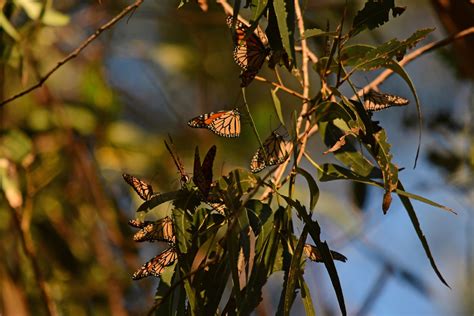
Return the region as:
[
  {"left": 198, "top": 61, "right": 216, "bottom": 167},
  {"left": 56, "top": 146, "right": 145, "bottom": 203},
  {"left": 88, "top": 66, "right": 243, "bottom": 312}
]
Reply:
[
  {"left": 227, "top": 16, "right": 270, "bottom": 86},
  {"left": 208, "top": 109, "right": 241, "bottom": 138},
  {"left": 199, "top": 145, "right": 217, "bottom": 197},
  {"left": 303, "top": 244, "right": 347, "bottom": 263},
  {"left": 122, "top": 174, "right": 154, "bottom": 201},
  {"left": 128, "top": 219, "right": 151, "bottom": 228},
  {"left": 364, "top": 89, "right": 409, "bottom": 112},
  {"left": 250, "top": 132, "right": 289, "bottom": 173},
  {"left": 132, "top": 247, "right": 177, "bottom": 280},
  {"left": 132, "top": 216, "right": 175, "bottom": 244}
]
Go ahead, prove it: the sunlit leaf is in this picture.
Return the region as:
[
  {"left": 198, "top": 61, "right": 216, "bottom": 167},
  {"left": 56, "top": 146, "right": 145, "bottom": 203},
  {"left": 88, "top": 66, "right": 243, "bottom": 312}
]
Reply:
[
  {"left": 273, "top": 0, "right": 295, "bottom": 66},
  {"left": 302, "top": 28, "right": 338, "bottom": 39},
  {"left": 0, "top": 11, "right": 20, "bottom": 40},
  {"left": 0, "top": 129, "right": 32, "bottom": 164},
  {"left": 271, "top": 88, "right": 285, "bottom": 126},
  {"left": 16, "top": 0, "right": 70, "bottom": 26}
]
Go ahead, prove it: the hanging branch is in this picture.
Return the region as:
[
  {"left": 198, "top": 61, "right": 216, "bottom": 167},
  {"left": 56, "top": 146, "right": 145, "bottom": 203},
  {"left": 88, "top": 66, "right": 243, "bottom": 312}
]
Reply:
[{"left": 0, "top": 0, "right": 145, "bottom": 107}]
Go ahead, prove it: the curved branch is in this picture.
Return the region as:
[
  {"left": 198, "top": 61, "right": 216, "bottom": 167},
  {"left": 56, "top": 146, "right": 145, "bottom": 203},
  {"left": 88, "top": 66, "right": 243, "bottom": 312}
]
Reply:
[{"left": 0, "top": 0, "right": 145, "bottom": 107}]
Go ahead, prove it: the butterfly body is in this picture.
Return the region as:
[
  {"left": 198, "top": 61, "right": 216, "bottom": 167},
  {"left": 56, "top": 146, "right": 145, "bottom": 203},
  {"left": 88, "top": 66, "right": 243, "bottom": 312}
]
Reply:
[
  {"left": 187, "top": 109, "right": 241, "bottom": 138},
  {"left": 363, "top": 89, "right": 409, "bottom": 112},
  {"left": 250, "top": 131, "right": 289, "bottom": 173}
]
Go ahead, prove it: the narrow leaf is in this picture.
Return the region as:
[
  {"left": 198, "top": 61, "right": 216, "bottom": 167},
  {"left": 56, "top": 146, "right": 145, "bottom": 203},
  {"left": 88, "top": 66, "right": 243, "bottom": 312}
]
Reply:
[
  {"left": 385, "top": 61, "right": 422, "bottom": 168},
  {"left": 283, "top": 227, "right": 308, "bottom": 316},
  {"left": 271, "top": 88, "right": 286, "bottom": 126},
  {"left": 0, "top": 11, "right": 20, "bottom": 40},
  {"left": 397, "top": 182, "right": 450, "bottom": 288},
  {"left": 273, "top": 0, "right": 295, "bottom": 65},
  {"left": 295, "top": 167, "right": 320, "bottom": 210},
  {"left": 302, "top": 28, "right": 337, "bottom": 39},
  {"left": 281, "top": 196, "right": 346, "bottom": 316},
  {"left": 299, "top": 277, "right": 316, "bottom": 316},
  {"left": 318, "top": 163, "right": 456, "bottom": 214}
]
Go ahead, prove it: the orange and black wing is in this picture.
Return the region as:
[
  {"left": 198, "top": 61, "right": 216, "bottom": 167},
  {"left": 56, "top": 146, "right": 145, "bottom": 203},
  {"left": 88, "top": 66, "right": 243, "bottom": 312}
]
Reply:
[
  {"left": 122, "top": 174, "right": 154, "bottom": 201},
  {"left": 188, "top": 109, "right": 241, "bottom": 138},
  {"left": 132, "top": 247, "right": 177, "bottom": 280},
  {"left": 250, "top": 131, "right": 289, "bottom": 173},
  {"left": 363, "top": 89, "right": 409, "bottom": 112},
  {"left": 132, "top": 216, "right": 175, "bottom": 244},
  {"left": 226, "top": 16, "right": 270, "bottom": 86}
]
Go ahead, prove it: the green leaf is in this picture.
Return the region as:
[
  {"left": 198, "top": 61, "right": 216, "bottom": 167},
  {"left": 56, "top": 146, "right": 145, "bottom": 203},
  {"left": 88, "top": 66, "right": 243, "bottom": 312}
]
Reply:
[
  {"left": 0, "top": 129, "right": 32, "bottom": 164},
  {"left": 246, "top": 200, "right": 272, "bottom": 235},
  {"left": 273, "top": 0, "right": 295, "bottom": 66},
  {"left": 0, "top": 11, "right": 20, "bottom": 40},
  {"left": 295, "top": 167, "right": 319, "bottom": 210},
  {"left": 0, "top": 160, "right": 23, "bottom": 209},
  {"left": 372, "top": 128, "right": 399, "bottom": 197},
  {"left": 318, "top": 163, "right": 456, "bottom": 214},
  {"left": 351, "top": 0, "right": 406, "bottom": 36},
  {"left": 251, "top": 0, "right": 269, "bottom": 22},
  {"left": 283, "top": 227, "right": 308, "bottom": 316},
  {"left": 319, "top": 121, "right": 375, "bottom": 177},
  {"left": 241, "top": 207, "right": 284, "bottom": 314},
  {"left": 299, "top": 276, "right": 316, "bottom": 316},
  {"left": 385, "top": 61, "right": 422, "bottom": 168},
  {"left": 137, "top": 190, "right": 181, "bottom": 212},
  {"left": 281, "top": 197, "right": 346, "bottom": 316},
  {"left": 302, "top": 28, "right": 338, "bottom": 39},
  {"left": 349, "top": 29, "right": 434, "bottom": 72},
  {"left": 340, "top": 44, "right": 375, "bottom": 67},
  {"left": 17, "top": 0, "right": 70, "bottom": 26},
  {"left": 271, "top": 88, "right": 286, "bottom": 126},
  {"left": 397, "top": 182, "right": 450, "bottom": 288}
]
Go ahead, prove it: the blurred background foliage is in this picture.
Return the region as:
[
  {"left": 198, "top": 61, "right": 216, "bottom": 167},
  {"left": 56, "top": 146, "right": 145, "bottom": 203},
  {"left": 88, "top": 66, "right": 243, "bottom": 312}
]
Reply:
[{"left": 0, "top": 0, "right": 473, "bottom": 315}]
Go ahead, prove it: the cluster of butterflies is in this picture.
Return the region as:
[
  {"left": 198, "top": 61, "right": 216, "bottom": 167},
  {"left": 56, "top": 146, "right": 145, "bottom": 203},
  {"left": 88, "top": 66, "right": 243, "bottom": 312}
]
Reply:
[
  {"left": 120, "top": 15, "right": 411, "bottom": 281},
  {"left": 123, "top": 171, "right": 348, "bottom": 280},
  {"left": 122, "top": 174, "right": 178, "bottom": 279}
]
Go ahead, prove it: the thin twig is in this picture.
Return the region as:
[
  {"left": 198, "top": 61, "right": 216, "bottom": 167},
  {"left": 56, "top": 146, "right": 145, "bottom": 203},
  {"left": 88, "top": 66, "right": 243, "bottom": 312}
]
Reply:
[
  {"left": 254, "top": 75, "right": 309, "bottom": 101},
  {"left": 354, "top": 26, "right": 474, "bottom": 98},
  {"left": 0, "top": 0, "right": 145, "bottom": 107}
]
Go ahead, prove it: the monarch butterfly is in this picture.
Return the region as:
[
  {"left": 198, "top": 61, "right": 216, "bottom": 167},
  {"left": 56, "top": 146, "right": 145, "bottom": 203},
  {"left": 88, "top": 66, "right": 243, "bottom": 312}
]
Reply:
[
  {"left": 187, "top": 109, "right": 241, "bottom": 138},
  {"left": 193, "top": 145, "right": 217, "bottom": 198},
  {"left": 226, "top": 16, "right": 270, "bottom": 87},
  {"left": 250, "top": 131, "right": 290, "bottom": 173},
  {"left": 122, "top": 174, "right": 154, "bottom": 201},
  {"left": 132, "top": 247, "right": 177, "bottom": 280},
  {"left": 363, "top": 89, "right": 409, "bottom": 112},
  {"left": 208, "top": 202, "right": 226, "bottom": 215},
  {"left": 303, "top": 244, "right": 347, "bottom": 263},
  {"left": 164, "top": 138, "right": 190, "bottom": 185},
  {"left": 128, "top": 216, "right": 175, "bottom": 244}
]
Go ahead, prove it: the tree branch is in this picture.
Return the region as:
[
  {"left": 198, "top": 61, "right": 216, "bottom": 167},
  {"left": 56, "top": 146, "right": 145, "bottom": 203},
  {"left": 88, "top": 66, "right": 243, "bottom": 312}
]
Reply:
[
  {"left": 0, "top": 0, "right": 145, "bottom": 107},
  {"left": 354, "top": 26, "right": 474, "bottom": 97}
]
